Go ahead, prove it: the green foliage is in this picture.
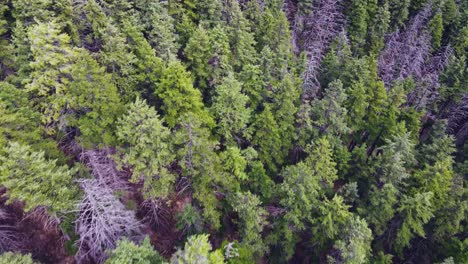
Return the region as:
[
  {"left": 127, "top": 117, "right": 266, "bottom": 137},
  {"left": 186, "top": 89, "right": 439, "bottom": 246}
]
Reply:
[
  {"left": 0, "top": 252, "right": 35, "bottom": 264},
  {"left": 0, "top": 82, "right": 62, "bottom": 160},
  {"left": 176, "top": 204, "right": 203, "bottom": 235},
  {"left": 26, "top": 22, "right": 123, "bottom": 147},
  {"left": 330, "top": 216, "right": 373, "bottom": 264},
  {"left": 0, "top": 142, "right": 78, "bottom": 213},
  {"left": 363, "top": 184, "right": 398, "bottom": 235},
  {"left": 211, "top": 74, "right": 251, "bottom": 145},
  {"left": 155, "top": 60, "right": 210, "bottom": 128},
  {"left": 429, "top": 12, "right": 444, "bottom": 49},
  {"left": 229, "top": 192, "right": 267, "bottom": 259},
  {"left": 116, "top": 98, "right": 175, "bottom": 199},
  {"left": 174, "top": 113, "right": 222, "bottom": 228},
  {"left": 106, "top": 237, "right": 164, "bottom": 264},
  {"left": 395, "top": 192, "right": 434, "bottom": 254},
  {"left": 171, "top": 234, "right": 224, "bottom": 263}
]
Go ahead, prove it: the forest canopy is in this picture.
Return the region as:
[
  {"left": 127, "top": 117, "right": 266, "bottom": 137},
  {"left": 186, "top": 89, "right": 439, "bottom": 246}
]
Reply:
[{"left": 0, "top": 0, "right": 466, "bottom": 263}]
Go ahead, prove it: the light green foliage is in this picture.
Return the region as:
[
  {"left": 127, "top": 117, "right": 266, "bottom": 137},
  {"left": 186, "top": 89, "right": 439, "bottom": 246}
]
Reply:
[
  {"left": 0, "top": 252, "right": 35, "bottom": 264},
  {"left": 395, "top": 192, "right": 434, "bottom": 254},
  {"left": 310, "top": 80, "right": 349, "bottom": 137},
  {"left": 305, "top": 137, "right": 338, "bottom": 190},
  {"left": 174, "top": 113, "right": 221, "bottom": 228},
  {"left": 211, "top": 74, "right": 251, "bottom": 144},
  {"left": 378, "top": 132, "right": 415, "bottom": 186},
  {"left": 229, "top": 192, "right": 267, "bottom": 259},
  {"left": 389, "top": 0, "right": 411, "bottom": 29},
  {"left": 279, "top": 162, "right": 319, "bottom": 229},
  {"left": 26, "top": 22, "right": 122, "bottom": 146},
  {"left": 429, "top": 12, "right": 444, "bottom": 49},
  {"left": 176, "top": 204, "right": 203, "bottom": 235},
  {"left": 156, "top": 61, "right": 209, "bottom": 128},
  {"left": 251, "top": 105, "right": 283, "bottom": 173},
  {"left": 330, "top": 216, "right": 373, "bottom": 264},
  {"left": 314, "top": 195, "right": 352, "bottom": 243},
  {"left": 106, "top": 237, "right": 164, "bottom": 264},
  {"left": 220, "top": 147, "right": 248, "bottom": 182},
  {"left": 0, "top": 82, "right": 62, "bottom": 160},
  {"left": 171, "top": 234, "right": 224, "bottom": 264},
  {"left": 0, "top": 142, "right": 77, "bottom": 213},
  {"left": 116, "top": 98, "right": 175, "bottom": 199},
  {"left": 363, "top": 184, "right": 398, "bottom": 235}
]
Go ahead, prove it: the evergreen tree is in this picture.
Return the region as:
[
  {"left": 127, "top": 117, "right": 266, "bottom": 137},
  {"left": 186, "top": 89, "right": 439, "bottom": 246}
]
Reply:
[
  {"left": 229, "top": 192, "right": 268, "bottom": 260},
  {"left": 330, "top": 216, "right": 373, "bottom": 264},
  {"left": 155, "top": 60, "right": 209, "bottom": 128},
  {"left": 0, "top": 142, "right": 78, "bottom": 213},
  {"left": 211, "top": 73, "right": 251, "bottom": 145},
  {"left": 395, "top": 192, "right": 434, "bottom": 254},
  {"left": 26, "top": 22, "right": 123, "bottom": 146},
  {"left": 251, "top": 105, "right": 283, "bottom": 173},
  {"left": 174, "top": 113, "right": 222, "bottom": 228},
  {"left": 106, "top": 237, "right": 164, "bottom": 264},
  {"left": 0, "top": 252, "right": 35, "bottom": 264},
  {"left": 171, "top": 234, "right": 224, "bottom": 263},
  {"left": 116, "top": 98, "right": 175, "bottom": 199}
]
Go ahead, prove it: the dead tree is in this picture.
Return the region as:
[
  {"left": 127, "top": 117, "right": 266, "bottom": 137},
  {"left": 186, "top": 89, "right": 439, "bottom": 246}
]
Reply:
[
  {"left": 0, "top": 208, "right": 22, "bottom": 253},
  {"left": 75, "top": 179, "right": 143, "bottom": 263},
  {"left": 378, "top": 3, "right": 452, "bottom": 109},
  {"left": 292, "top": 0, "right": 344, "bottom": 100},
  {"left": 447, "top": 95, "right": 468, "bottom": 147},
  {"left": 80, "top": 148, "right": 128, "bottom": 190}
]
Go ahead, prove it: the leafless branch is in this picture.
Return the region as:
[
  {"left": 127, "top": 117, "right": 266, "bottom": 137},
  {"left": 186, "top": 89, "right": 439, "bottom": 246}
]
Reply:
[{"left": 75, "top": 179, "right": 143, "bottom": 263}]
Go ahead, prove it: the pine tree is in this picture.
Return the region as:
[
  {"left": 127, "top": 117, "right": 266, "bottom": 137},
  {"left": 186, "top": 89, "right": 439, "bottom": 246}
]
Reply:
[
  {"left": 251, "top": 105, "right": 283, "bottom": 173},
  {"left": 229, "top": 192, "right": 268, "bottom": 260},
  {"left": 362, "top": 184, "right": 398, "bottom": 235},
  {"left": 211, "top": 73, "right": 251, "bottom": 145},
  {"left": 174, "top": 113, "right": 222, "bottom": 228},
  {"left": 330, "top": 216, "right": 373, "bottom": 264},
  {"left": 395, "top": 192, "right": 434, "bottom": 254},
  {"left": 155, "top": 60, "right": 209, "bottom": 128},
  {"left": 171, "top": 234, "right": 224, "bottom": 263},
  {"left": 116, "top": 98, "right": 175, "bottom": 199},
  {"left": 0, "top": 142, "right": 78, "bottom": 213},
  {"left": 106, "top": 237, "right": 164, "bottom": 264},
  {"left": 26, "top": 22, "right": 123, "bottom": 146},
  {"left": 0, "top": 252, "right": 35, "bottom": 264}
]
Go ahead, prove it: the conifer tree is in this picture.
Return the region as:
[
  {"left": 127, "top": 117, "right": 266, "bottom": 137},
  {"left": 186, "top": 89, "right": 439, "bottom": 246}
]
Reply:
[
  {"left": 106, "top": 237, "right": 164, "bottom": 264},
  {"left": 26, "top": 22, "right": 123, "bottom": 146},
  {"left": 394, "top": 192, "right": 434, "bottom": 254},
  {"left": 171, "top": 234, "right": 224, "bottom": 263},
  {"left": 116, "top": 98, "right": 175, "bottom": 199},
  {"left": 251, "top": 105, "right": 283, "bottom": 173},
  {"left": 155, "top": 60, "right": 209, "bottom": 128},
  {"left": 174, "top": 113, "right": 222, "bottom": 228},
  {"left": 0, "top": 142, "right": 78, "bottom": 213},
  {"left": 330, "top": 216, "right": 373, "bottom": 264},
  {"left": 211, "top": 73, "right": 251, "bottom": 145},
  {"left": 229, "top": 192, "right": 268, "bottom": 260}
]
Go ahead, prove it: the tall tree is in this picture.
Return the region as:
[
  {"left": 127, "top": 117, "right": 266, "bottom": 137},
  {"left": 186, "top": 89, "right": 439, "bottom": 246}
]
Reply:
[
  {"left": 0, "top": 142, "right": 78, "bottom": 214},
  {"left": 211, "top": 73, "right": 251, "bottom": 145},
  {"left": 116, "top": 98, "right": 175, "bottom": 199},
  {"left": 26, "top": 22, "right": 123, "bottom": 146}
]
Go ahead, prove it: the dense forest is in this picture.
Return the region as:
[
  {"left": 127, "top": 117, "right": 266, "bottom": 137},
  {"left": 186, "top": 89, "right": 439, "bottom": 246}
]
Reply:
[{"left": 0, "top": 0, "right": 466, "bottom": 263}]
